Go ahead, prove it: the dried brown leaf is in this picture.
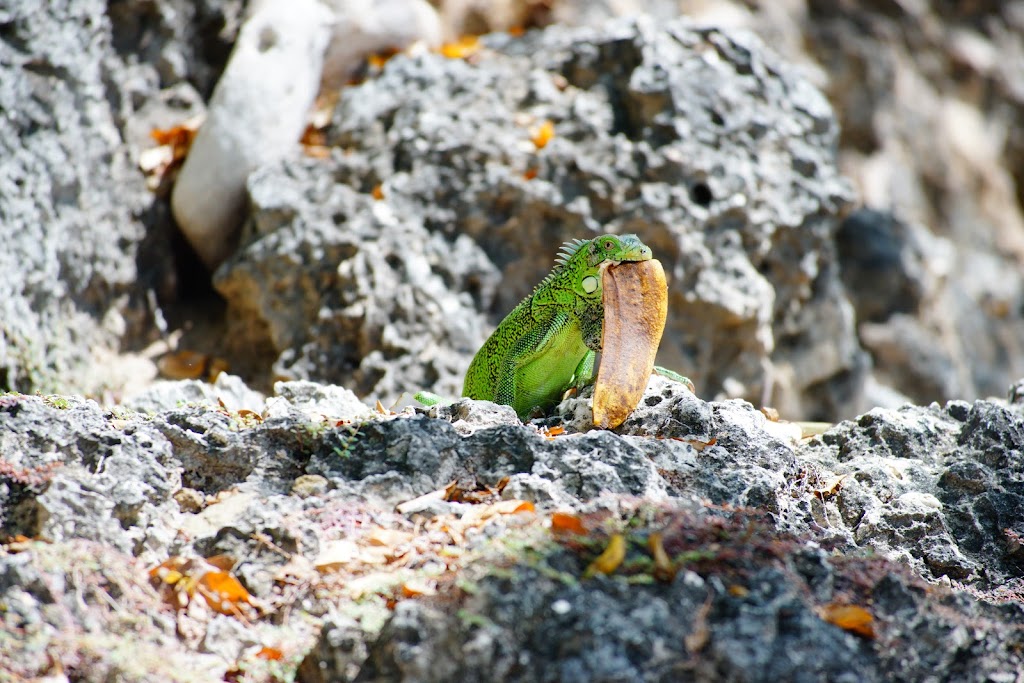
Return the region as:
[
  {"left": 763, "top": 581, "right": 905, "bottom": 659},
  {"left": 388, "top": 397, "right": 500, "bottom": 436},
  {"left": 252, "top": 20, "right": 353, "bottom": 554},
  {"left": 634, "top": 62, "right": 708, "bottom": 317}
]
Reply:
[
  {"left": 551, "top": 512, "right": 587, "bottom": 535},
  {"left": 813, "top": 474, "right": 849, "bottom": 499},
  {"left": 817, "top": 603, "right": 876, "bottom": 639},
  {"left": 396, "top": 483, "right": 452, "bottom": 515},
  {"left": 684, "top": 594, "right": 713, "bottom": 652},
  {"left": 531, "top": 120, "right": 555, "bottom": 149},
  {"left": 197, "top": 569, "right": 255, "bottom": 615},
  {"left": 439, "top": 35, "right": 481, "bottom": 59},
  {"left": 584, "top": 533, "right": 626, "bottom": 578},
  {"left": 648, "top": 532, "right": 675, "bottom": 581},
  {"left": 593, "top": 259, "right": 668, "bottom": 429}
]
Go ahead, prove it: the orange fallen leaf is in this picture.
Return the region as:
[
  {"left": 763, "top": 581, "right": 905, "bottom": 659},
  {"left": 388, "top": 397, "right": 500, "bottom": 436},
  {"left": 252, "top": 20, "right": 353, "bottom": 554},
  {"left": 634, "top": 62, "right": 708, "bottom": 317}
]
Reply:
[
  {"left": 371, "top": 184, "right": 384, "bottom": 201},
  {"left": 439, "top": 35, "right": 481, "bottom": 59},
  {"left": 484, "top": 499, "right": 535, "bottom": 516},
  {"left": 234, "top": 409, "right": 263, "bottom": 424},
  {"left": 817, "top": 603, "right": 876, "bottom": 639},
  {"left": 541, "top": 425, "right": 565, "bottom": 439},
  {"left": 255, "top": 646, "right": 284, "bottom": 661},
  {"left": 531, "top": 120, "right": 555, "bottom": 149},
  {"left": 301, "top": 138, "right": 330, "bottom": 159},
  {"left": 523, "top": 167, "right": 539, "bottom": 180},
  {"left": 150, "top": 121, "right": 199, "bottom": 151},
  {"left": 149, "top": 557, "right": 255, "bottom": 616},
  {"left": 158, "top": 349, "right": 229, "bottom": 382},
  {"left": 4, "top": 534, "right": 35, "bottom": 552},
  {"left": 584, "top": 533, "right": 626, "bottom": 578},
  {"left": 300, "top": 125, "right": 327, "bottom": 148},
  {"left": 367, "top": 48, "right": 400, "bottom": 70},
  {"left": 443, "top": 480, "right": 462, "bottom": 501},
  {"left": 196, "top": 569, "right": 255, "bottom": 615},
  {"left": 551, "top": 512, "right": 587, "bottom": 535},
  {"left": 142, "top": 118, "right": 203, "bottom": 193}
]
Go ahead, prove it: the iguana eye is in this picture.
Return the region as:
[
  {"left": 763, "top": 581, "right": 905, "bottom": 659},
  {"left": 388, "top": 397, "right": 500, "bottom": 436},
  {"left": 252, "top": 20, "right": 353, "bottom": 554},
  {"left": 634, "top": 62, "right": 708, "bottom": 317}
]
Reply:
[{"left": 603, "top": 239, "right": 616, "bottom": 250}]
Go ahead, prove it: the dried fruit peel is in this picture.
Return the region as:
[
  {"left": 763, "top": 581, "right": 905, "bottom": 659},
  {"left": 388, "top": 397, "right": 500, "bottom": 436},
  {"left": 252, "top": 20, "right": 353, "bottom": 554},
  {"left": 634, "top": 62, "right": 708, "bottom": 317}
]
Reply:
[{"left": 593, "top": 259, "right": 668, "bottom": 429}]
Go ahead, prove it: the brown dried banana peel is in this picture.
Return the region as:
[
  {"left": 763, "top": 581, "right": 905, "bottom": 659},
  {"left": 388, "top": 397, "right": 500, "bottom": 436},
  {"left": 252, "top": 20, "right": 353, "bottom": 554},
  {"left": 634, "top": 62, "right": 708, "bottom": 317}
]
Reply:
[{"left": 593, "top": 258, "right": 668, "bottom": 429}]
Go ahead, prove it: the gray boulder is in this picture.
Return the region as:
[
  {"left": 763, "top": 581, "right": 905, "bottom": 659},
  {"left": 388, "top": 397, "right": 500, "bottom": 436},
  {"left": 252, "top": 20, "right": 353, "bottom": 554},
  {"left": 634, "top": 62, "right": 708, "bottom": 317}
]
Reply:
[
  {"left": 0, "top": 0, "right": 244, "bottom": 395},
  {"left": 217, "top": 16, "right": 859, "bottom": 419},
  {"left": 3, "top": 376, "right": 1024, "bottom": 681}
]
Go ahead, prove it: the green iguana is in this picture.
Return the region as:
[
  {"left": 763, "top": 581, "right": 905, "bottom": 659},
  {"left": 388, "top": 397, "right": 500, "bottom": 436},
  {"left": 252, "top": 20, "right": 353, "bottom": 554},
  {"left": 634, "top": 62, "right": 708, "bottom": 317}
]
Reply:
[{"left": 461, "top": 233, "right": 655, "bottom": 419}]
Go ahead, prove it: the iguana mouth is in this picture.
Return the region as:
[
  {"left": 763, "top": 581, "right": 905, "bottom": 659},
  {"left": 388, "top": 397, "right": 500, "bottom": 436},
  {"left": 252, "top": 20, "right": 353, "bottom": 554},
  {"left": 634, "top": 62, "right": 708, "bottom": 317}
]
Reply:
[{"left": 599, "top": 253, "right": 649, "bottom": 271}]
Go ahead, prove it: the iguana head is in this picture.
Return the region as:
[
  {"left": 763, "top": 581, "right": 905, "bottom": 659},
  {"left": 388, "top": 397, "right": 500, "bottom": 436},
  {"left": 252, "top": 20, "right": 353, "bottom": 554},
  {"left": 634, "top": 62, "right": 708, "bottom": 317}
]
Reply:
[
  {"left": 586, "top": 233, "right": 652, "bottom": 266},
  {"left": 544, "top": 233, "right": 653, "bottom": 302},
  {"left": 554, "top": 233, "right": 653, "bottom": 271}
]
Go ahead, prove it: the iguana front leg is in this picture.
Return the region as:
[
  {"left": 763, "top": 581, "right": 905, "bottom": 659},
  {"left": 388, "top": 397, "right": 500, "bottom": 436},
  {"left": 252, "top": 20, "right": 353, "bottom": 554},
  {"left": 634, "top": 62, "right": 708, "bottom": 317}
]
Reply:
[{"left": 572, "top": 350, "right": 597, "bottom": 391}]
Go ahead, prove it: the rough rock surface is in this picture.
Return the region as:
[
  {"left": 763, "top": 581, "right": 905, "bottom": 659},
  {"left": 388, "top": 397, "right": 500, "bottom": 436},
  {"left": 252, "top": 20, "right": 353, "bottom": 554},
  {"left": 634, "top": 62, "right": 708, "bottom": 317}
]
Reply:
[
  {"left": 3, "top": 378, "right": 1024, "bottom": 681},
  {"left": 6, "top": 0, "right": 1022, "bottom": 424},
  {"left": 0, "top": 0, "right": 150, "bottom": 393},
  {"left": 655, "top": 0, "right": 1024, "bottom": 410},
  {"left": 0, "top": 0, "right": 244, "bottom": 395},
  {"left": 800, "top": 1, "right": 1024, "bottom": 408},
  {"left": 429, "top": 0, "right": 1024, "bottom": 411},
  {"left": 5, "top": 2, "right": 1024, "bottom": 680},
  {"left": 217, "top": 16, "right": 858, "bottom": 419}
]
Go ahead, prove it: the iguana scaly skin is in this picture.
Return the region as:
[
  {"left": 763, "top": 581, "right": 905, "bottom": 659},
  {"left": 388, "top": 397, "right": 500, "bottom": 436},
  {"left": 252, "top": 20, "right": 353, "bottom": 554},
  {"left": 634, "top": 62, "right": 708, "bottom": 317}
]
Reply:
[{"left": 462, "top": 234, "right": 653, "bottom": 418}]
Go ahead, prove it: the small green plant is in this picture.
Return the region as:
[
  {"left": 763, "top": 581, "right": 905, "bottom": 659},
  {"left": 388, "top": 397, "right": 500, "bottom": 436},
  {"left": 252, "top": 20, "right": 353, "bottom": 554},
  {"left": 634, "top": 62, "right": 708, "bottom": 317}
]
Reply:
[
  {"left": 43, "top": 395, "right": 71, "bottom": 410},
  {"left": 456, "top": 608, "right": 496, "bottom": 631},
  {"left": 333, "top": 422, "right": 364, "bottom": 459}
]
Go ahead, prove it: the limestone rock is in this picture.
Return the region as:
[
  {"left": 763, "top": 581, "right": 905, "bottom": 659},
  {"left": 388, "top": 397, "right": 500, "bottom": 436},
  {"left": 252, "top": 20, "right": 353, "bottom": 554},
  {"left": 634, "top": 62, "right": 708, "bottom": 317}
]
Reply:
[{"left": 171, "top": 0, "right": 334, "bottom": 270}]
